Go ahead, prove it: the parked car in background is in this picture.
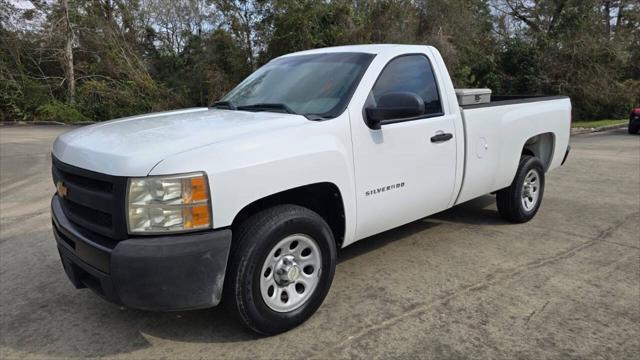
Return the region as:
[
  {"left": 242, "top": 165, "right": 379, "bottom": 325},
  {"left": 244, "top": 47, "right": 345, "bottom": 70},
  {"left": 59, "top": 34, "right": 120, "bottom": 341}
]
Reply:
[
  {"left": 50, "top": 44, "right": 571, "bottom": 335},
  {"left": 629, "top": 108, "right": 640, "bottom": 134}
]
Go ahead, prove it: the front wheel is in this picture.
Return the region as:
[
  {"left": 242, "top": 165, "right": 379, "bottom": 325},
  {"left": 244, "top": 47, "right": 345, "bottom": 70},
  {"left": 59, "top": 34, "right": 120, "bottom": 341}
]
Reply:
[
  {"left": 496, "top": 155, "right": 545, "bottom": 223},
  {"left": 224, "top": 204, "right": 336, "bottom": 335}
]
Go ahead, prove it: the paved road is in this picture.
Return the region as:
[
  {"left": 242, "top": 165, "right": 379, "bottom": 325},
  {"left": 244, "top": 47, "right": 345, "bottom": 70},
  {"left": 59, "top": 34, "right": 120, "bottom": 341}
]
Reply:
[{"left": 1, "top": 126, "right": 638, "bottom": 359}]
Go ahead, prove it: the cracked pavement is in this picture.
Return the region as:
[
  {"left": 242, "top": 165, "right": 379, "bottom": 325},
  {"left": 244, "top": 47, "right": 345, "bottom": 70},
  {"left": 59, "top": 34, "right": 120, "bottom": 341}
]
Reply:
[{"left": 1, "top": 126, "right": 638, "bottom": 359}]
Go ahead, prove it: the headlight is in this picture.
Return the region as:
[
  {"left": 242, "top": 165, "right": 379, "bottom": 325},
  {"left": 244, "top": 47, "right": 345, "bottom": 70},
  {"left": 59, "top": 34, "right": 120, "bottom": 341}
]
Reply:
[{"left": 127, "top": 173, "right": 211, "bottom": 234}]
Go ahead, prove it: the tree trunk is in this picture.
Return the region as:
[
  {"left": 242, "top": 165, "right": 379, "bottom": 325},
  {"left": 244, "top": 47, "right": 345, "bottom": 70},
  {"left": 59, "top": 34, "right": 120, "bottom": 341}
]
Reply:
[
  {"left": 604, "top": 0, "right": 611, "bottom": 37},
  {"left": 615, "top": 1, "right": 625, "bottom": 37},
  {"left": 62, "top": 0, "right": 75, "bottom": 105},
  {"left": 245, "top": 29, "right": 254, "bottom": 70},
  {"left": 242, "top": 8, "right": 254, "bottom": 70}
]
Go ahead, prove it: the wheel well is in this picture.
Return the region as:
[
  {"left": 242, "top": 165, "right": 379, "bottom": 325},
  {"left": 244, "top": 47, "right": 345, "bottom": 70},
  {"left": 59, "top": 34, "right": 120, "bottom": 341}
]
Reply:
[
  {"left": 521, "top": 132, "right": 555, "bottom": 171},
  {"left": 231, "top": 182, "right": 346, "bottom": 247}
]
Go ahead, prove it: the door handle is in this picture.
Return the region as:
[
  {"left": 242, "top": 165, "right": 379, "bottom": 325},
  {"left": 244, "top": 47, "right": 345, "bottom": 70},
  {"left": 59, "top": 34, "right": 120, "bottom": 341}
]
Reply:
[{"left": 430, "top": 132, "right": 453, "bottom": 143}]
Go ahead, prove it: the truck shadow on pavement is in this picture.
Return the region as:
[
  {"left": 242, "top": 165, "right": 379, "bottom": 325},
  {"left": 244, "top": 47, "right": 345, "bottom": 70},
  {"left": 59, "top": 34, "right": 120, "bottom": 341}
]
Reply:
[
  {"left": 2, "top": 195, "right": 507, "bottom": 358},
  {"left": 430, "top": 195, "right": 510, "bottom": 226},
  {"left": 338, "top": 195, "right": 506, "bottom": 263}
]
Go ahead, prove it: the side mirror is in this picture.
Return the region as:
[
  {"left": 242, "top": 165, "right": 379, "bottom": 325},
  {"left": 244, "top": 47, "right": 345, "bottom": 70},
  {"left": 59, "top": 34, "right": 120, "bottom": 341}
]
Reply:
[{"left": 365, "top": 92, "right": 425, "bottom": 130}]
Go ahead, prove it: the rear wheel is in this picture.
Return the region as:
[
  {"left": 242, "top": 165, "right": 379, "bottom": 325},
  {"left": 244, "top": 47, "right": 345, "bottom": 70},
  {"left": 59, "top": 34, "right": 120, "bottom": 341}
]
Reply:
[
  {"left": 496, "top": 155, "right": 545, "bottom": 223},
  {"left": 224, "top": 204, "right": 336, "bottom": 335},
  {"left": 629, "top": 121, "right": 639, "bottom": 134}
]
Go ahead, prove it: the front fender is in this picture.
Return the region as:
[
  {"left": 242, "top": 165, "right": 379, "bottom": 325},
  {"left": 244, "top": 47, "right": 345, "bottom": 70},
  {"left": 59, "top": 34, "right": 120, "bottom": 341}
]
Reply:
[{"left": 149, "top": 115, "right": 356, "bottom": 244}]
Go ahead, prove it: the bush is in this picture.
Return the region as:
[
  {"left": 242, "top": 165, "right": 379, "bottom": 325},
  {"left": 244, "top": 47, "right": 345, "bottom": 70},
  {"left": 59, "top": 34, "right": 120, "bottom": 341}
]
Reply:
[
  {"left": 0, "top": 74, "right": 56, "bottom": 122},
  {"left": 35, "top": 102, "right": 89, "bottom": 123},
  {"left": 76, "top": 79, "right": 183, "bottom": 121}
]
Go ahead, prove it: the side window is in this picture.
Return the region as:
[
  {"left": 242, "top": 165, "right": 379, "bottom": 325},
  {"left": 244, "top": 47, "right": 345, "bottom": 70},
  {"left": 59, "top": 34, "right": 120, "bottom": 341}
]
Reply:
[{"left": 371, "top": 55, "right": 443, "bottom": 117}]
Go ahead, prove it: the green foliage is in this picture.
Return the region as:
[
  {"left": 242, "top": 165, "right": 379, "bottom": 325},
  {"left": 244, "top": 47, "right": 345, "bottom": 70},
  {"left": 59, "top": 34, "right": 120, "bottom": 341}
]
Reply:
[
  {"left": 454, "top": 66, "right": 477, "bottom": 88},
  {"left": 0, "top": 0, "right": 638, "bottom": 122},
  {"left": 0, "top": 74, "right": 53, "bottom": 122},
  {"left": 260, "top": 0, "right": 354, "bottom": 60},
  {"left": 498, "top": 39, "right": 544, "bottom": 95},
  {"left": 153, "top": 30, "right": 253, "bottom": 106},
  {"left": 75, "top": 79, "right": 165, "bottom": 120},
  {"left": 35, "top": 102, "right": 88, "bottom": 123}
]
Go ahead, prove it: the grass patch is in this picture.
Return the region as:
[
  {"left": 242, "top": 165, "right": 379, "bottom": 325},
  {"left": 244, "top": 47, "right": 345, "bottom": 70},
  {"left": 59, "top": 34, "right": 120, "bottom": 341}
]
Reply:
[{"left": 571, "top": 119, "right": 627, "bottom": 128}]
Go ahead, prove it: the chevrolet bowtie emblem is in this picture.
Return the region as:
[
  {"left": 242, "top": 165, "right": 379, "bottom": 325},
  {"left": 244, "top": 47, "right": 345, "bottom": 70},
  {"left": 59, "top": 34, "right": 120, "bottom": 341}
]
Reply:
[{"left": 56, "top": 181, "right": 68, "bottom": 198}]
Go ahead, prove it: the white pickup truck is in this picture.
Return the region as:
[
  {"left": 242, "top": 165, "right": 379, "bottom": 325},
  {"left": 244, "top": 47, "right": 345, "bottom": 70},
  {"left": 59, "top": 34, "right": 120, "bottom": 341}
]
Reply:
[{"left": 51, "top": 44, "right": 571, "bottom": 334}]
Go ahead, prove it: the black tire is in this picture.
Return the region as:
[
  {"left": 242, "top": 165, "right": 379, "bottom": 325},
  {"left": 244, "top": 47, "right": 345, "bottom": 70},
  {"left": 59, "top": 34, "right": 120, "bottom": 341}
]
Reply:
[
  {"left": 629, "top": 122, "right": 639, "bottom": 134},
  {"left": 496, "top": 155, "right": 545, "bottom": 223},
  {"left": 224, "top": 204, "right": 337, "bottom": 335}
]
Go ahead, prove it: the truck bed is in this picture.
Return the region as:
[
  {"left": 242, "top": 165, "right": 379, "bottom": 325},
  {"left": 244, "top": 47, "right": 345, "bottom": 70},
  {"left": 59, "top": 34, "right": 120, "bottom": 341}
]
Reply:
[
  {"left": 455, "top": 96, "right": 571, "bottom": 205},
  {"left": 460, "top": 95, "right": 569, "bottom": 110}
]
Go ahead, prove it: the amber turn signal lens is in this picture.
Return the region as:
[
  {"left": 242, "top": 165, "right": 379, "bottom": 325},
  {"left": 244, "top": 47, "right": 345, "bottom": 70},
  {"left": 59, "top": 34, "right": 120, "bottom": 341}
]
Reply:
[
  {"left": 181, "top": 175, "right": 208, "bottom": 203},
  {"left": 183, "top": 204, "right": 210, "bottom": 229},
  {"left": 190, "top": 177, "right": 208, "bottom": 202}
]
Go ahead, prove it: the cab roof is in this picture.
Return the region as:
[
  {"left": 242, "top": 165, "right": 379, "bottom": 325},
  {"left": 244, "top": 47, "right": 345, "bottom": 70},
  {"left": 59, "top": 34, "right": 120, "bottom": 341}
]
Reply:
[{"left": 278, "top": 44, "right": 433, "bottom": 58}]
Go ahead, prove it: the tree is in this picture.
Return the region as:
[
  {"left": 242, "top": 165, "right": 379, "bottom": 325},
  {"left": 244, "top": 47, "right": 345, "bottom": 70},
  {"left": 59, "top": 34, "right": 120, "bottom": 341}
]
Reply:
[
  {"left": 214, "top": 0, "right": 269, "bottom": 69},
  {"left": 1, "top": 0, "right": 638, "bottom": 122},
  {"left": 61, "top": 0, "right": 76, "bottom": 104}
]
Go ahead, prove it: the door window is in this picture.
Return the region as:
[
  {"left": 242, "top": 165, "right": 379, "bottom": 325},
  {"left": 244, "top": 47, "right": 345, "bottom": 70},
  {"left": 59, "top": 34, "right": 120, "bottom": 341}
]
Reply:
[{"left": 371, "top": 55, "right": 443, "bottom": 117}]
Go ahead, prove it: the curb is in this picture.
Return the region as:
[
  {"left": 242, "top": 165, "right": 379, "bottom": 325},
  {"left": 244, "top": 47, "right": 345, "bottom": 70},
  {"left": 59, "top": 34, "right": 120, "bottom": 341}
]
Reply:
[
  {"left": 0, "top": 120, "right": 96, "bottom": 126},
  {"left": 571, "top": 124, "right": 627, "bottom": 135}
]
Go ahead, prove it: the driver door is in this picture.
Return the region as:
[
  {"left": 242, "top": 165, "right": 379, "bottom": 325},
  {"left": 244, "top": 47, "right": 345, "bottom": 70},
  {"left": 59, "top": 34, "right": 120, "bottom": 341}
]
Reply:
[{"left": 350, "top": 54, "right": 458, "bottom": 240}]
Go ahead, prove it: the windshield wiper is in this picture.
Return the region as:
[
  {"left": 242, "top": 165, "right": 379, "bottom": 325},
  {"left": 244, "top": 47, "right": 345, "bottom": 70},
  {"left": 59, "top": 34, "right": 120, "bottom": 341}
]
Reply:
[
  {"left": 210, "top": 101, "right": 236, "bottom": 110},
  {"left": 236, "top": 103, "right": 295, "bottom": 114},
  {"left": 304, "top": 114, "right": 331, "bottom": 121}
]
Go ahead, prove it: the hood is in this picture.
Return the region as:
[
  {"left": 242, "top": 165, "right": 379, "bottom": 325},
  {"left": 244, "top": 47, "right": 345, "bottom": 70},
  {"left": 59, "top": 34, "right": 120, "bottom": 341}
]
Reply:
[{"left": 53, "top": 108, "right": 309, "bottom": 176}]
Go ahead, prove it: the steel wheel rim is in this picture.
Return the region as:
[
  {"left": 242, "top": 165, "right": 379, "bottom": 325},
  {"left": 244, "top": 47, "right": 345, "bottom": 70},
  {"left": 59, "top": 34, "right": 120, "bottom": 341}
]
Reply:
[
  {"left": 521, "top": 169, "right": 540, "bottom": 211},
  {"left": 259, "top": 234, "right": 322, "bottom": 312}
]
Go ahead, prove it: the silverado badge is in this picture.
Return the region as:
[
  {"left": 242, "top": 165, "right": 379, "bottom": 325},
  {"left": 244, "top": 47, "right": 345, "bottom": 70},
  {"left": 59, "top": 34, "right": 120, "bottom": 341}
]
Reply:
[{"left": 56, "top": 181, "right": 68, "bottom": 198}]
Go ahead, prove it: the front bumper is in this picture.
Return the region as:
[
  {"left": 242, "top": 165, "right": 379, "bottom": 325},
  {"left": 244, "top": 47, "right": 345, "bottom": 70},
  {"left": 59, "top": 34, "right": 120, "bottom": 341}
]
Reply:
[{"left": 51, "top": 195, "right": 232, "bottom": 311}]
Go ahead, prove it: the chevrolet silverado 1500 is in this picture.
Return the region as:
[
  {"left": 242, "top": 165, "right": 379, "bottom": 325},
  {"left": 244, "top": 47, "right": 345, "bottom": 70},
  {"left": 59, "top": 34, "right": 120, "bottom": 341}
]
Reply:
[{"left": 51, "top": 44, "right": 571, "bottom": 334}]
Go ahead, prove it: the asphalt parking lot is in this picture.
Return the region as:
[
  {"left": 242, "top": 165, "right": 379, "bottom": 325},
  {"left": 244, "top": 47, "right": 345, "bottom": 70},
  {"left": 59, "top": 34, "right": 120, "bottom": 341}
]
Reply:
[{"left": 1, "top": 125, "right": 638, "bottom": 359}]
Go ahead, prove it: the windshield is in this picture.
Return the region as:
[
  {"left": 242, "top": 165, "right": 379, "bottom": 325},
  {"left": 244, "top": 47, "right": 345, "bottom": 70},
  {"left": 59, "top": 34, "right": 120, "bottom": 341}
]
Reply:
[{"left": 221, "top": 52, "right": 375, "bottom": 118}]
